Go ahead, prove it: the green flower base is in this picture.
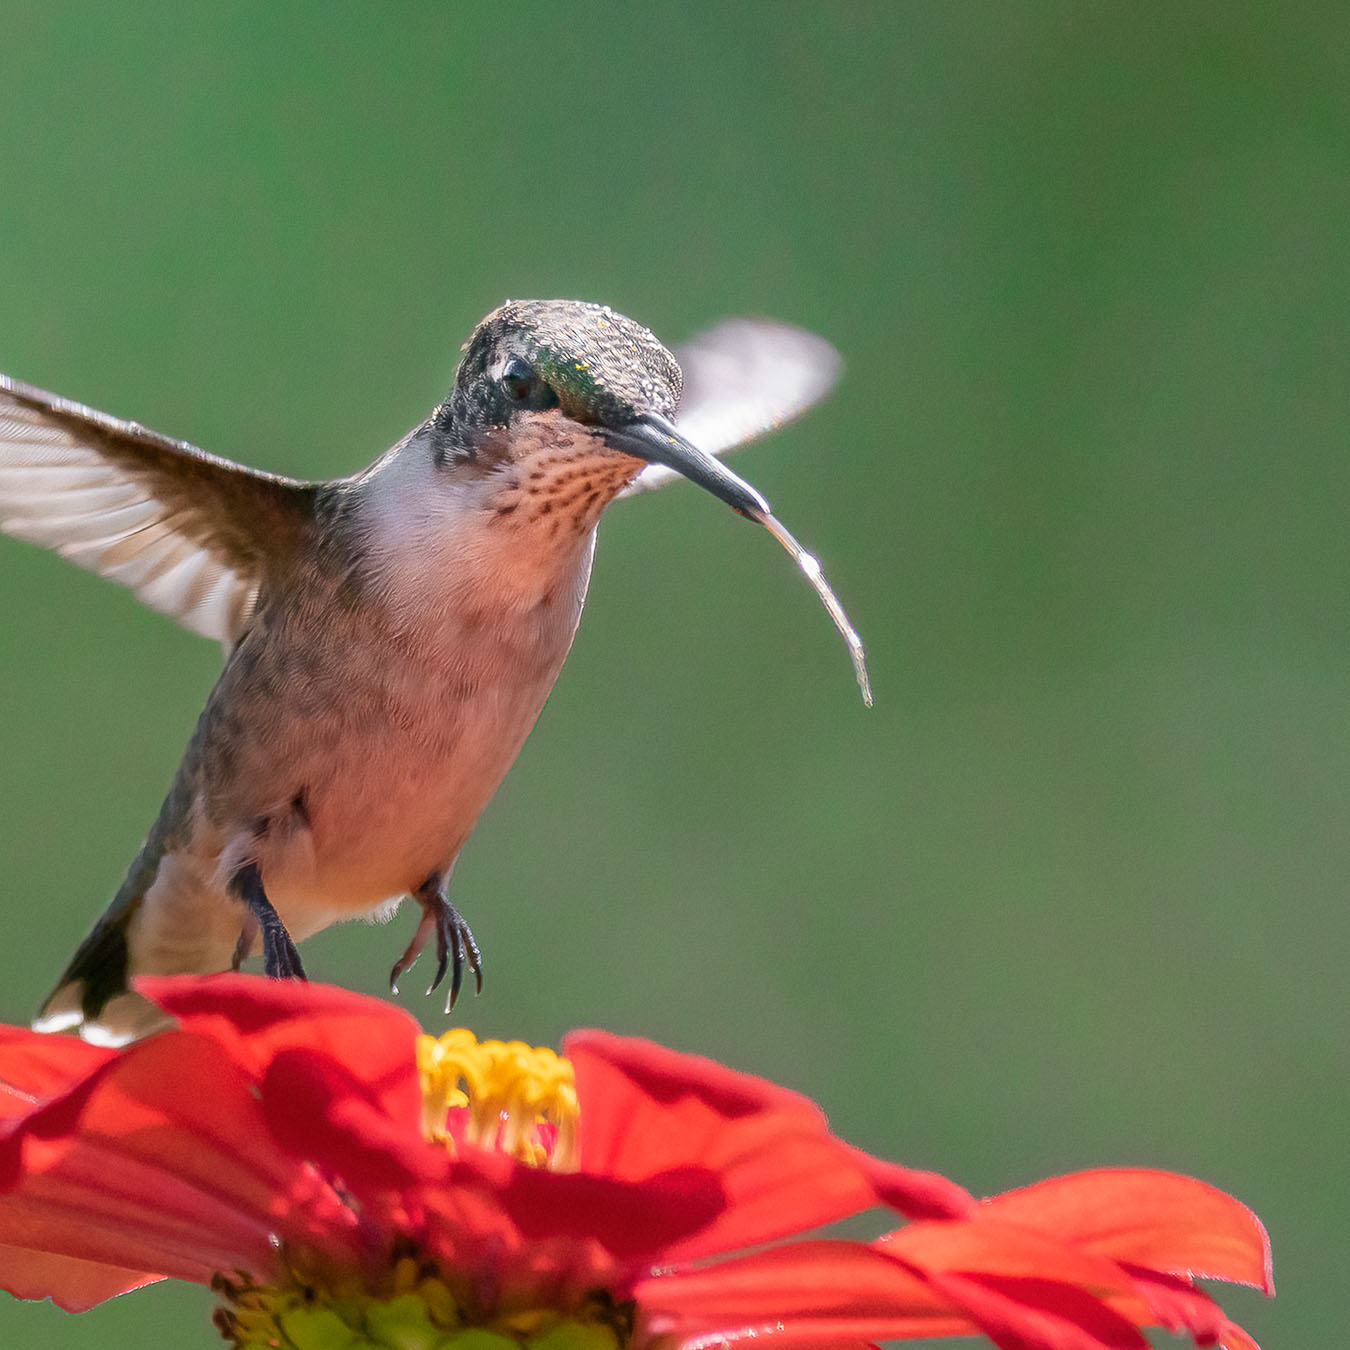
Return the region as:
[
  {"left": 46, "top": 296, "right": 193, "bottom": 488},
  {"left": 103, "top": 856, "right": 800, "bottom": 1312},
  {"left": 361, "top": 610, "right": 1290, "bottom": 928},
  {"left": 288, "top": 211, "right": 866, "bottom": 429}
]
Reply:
[{"left": 214, "top": 1272, "right": 630, "bottom": 1350}]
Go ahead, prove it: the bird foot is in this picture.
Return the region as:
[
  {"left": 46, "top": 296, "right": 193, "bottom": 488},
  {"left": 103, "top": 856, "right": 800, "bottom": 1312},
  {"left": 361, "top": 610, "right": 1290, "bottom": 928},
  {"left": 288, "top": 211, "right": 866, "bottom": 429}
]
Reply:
[
  {"left": 231, "top": 911, "right": 260, "bottom": 972},
  {"left": 389, "top": 882, "right": 482, "bottom": 1010},
  {"left": 230, "top": 863, "right": 307, "bottom": 980}
]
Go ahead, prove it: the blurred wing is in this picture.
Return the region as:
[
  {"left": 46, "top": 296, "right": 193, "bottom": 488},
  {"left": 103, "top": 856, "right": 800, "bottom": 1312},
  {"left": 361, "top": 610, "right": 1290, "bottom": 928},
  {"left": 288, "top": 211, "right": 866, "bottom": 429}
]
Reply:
[
  {"left": 619, "top": 318, "right": 842, "bottom": 498},
  {"left": 0, "top": 374, "right": 314, "bottom": 643}
]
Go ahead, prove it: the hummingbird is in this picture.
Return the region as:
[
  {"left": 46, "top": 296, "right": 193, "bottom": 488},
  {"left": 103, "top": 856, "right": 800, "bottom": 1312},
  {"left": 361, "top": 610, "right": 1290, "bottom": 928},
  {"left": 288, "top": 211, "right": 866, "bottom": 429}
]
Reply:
[{"left": 0, "top": 299, "right": 868, "bottom": 1045}]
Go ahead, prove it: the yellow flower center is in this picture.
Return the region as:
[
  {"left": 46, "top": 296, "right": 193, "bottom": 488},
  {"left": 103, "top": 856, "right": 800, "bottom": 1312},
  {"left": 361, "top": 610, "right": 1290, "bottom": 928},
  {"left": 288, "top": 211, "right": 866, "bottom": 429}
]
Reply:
[
  {"left": 214, "top": 1031, "right": 609, "bottom": 1350},
  {"left": 416, "top": 1029, "right": 579, "bottom": 1171}
]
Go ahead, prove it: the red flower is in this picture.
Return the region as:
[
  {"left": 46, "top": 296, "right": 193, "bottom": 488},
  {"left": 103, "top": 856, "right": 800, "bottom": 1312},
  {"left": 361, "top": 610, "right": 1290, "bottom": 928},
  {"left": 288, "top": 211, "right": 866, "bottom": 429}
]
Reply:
[{"left": 0, "top": 977, "right": 1270, "bottom": 1349}]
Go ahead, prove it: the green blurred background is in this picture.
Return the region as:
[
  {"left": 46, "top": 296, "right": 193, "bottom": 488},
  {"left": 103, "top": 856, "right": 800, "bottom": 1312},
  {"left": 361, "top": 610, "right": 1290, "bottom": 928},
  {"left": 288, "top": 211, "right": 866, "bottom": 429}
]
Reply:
[{"left": 0, "top": 4, "right": 1342, "bottom": 1344}]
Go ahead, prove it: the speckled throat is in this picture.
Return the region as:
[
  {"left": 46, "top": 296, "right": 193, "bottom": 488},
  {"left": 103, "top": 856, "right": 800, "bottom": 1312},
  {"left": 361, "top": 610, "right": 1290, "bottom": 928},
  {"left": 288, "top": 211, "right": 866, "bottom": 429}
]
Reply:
[{"left": 482, "top": 412, "right": 646, "bottom": 541}]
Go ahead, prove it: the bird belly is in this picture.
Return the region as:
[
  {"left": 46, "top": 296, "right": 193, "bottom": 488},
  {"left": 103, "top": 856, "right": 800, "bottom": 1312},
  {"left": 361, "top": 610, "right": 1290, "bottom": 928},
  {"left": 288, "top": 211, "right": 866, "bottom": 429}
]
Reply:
[
  {"left": 260, "top": 666, "right": 564, "bottom": 937},
  {"left": 170, "top": 500, "right": 600, "bottom": 963},
  {"left": 214, "top": 574, "right": 592, "bottom": 942},
  {"left": 121, "top": 653, "right": 567, "bottom": 981}
]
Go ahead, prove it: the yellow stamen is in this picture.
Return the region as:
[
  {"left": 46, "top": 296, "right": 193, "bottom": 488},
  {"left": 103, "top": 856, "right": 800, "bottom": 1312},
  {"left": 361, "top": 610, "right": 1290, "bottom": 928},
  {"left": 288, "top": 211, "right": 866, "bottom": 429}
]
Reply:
[
  {"left": 213, "top": 1033, "right": 616, "bottom": 1347},
  {"left": 417, "top": 1029, "right": 579, "bottom": 1171}
]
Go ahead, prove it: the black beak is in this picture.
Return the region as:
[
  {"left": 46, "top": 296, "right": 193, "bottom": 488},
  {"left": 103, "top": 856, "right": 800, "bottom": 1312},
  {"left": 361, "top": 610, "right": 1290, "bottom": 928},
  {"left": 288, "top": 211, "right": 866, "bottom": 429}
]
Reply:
[
  {"left": 602, "top": 413, "right": 873, "bottom": 706},
  {"left": 601, "top": 412, "right": 770, "bottom": 518}
]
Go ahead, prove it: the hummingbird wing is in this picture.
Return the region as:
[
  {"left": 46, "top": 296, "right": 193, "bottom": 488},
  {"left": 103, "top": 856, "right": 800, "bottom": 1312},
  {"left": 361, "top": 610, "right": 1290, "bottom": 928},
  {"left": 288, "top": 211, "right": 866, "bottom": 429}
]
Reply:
[
  {"left": 618, "top": 318, "right": 842, "bottom": 499},
  {"left": 0, "top": 375, "right": 314, "bottom": 643}
]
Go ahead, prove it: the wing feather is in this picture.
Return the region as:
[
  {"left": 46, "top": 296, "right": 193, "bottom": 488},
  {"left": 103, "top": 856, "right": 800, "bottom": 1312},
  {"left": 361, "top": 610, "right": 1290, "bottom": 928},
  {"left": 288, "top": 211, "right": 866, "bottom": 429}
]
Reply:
[{"left": 0, "top": 375, "right": 314, "bottom": 642}]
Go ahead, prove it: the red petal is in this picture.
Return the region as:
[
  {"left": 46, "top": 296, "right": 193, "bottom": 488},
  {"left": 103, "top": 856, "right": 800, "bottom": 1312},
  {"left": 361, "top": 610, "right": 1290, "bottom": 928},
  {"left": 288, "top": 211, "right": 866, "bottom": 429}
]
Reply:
[
  {"left": 880, "top": 1213, "right": 1265, "bottom": 1349},
  {"left": 140, "top": 974, "right": 424, "bottom": 1126},
  {"left": 261, "top": 1046, "right": 440, "bottom": 1193},
  {"left": 0, "top": 1029, "right": 114, "bottom": 1121},
  {"left": 566, "top": 1031, "right": 971, "bottom": 1262},
  {"left": 0, "top": 1241, "right": 159, "bottom": 1312},
  {"left": 631, "top": 1240, "right": 975, "bottom": 1343},
  {"left": 980, "top": 1170, "right": 1273, "bottom": 1293},
  {"left": 0, "top": 1025, "right": 366, "bottom": 1308},
  {"left": 920, "top": 1271, "right": 1150, "bottom": 1350},
  {"left": 642, "top": 1238, "right": 1192, "bottom": 1350},
  {"left": 454, "top": 1147, "right": 725, "bottom": 1259},
  {"left": 849, "top": 1145, "right": 981, "bottom": 1222},
  {"left": 1121, "top": 1265, "right": 1262, "bottom": 1350},
  {"left": 880, "top": 1217, "right": 1140, "bottom": 1299},
  {"left": 0, "top": 1053, "right": 119, "bottom": 1190}
]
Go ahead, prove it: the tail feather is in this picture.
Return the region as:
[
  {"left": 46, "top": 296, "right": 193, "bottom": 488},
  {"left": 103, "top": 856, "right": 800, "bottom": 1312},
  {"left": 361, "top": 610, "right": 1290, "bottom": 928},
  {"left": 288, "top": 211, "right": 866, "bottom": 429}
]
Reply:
[{"left": 34, "top": 898, "right": 170, "bottom": 1046}]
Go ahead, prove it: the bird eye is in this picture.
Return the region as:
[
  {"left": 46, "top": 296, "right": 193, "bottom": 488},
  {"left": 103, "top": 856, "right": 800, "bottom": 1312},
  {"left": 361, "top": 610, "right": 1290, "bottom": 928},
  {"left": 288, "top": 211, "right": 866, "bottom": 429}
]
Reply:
[{"left": 501, "top": 357, "right": 559, "bottom": 411}]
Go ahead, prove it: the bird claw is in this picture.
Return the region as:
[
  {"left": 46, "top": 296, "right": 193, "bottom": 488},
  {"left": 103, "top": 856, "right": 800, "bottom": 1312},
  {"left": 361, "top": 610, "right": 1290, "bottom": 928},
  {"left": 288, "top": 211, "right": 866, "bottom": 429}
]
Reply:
[
  {"left": 389, "top": 883, "right": 482, "bottom": 1010},
  {"left": 434, "top": 899, "right": 483, "bottom": 1011},
  {"left": 231, "top": 863, "right": 307, "bottom": 981},
  {"left": 390, "top": 906, "right": 436, "bottom": 995},
  {"left": 265, "top": 925, "right": 307, "bottom": 980}
]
